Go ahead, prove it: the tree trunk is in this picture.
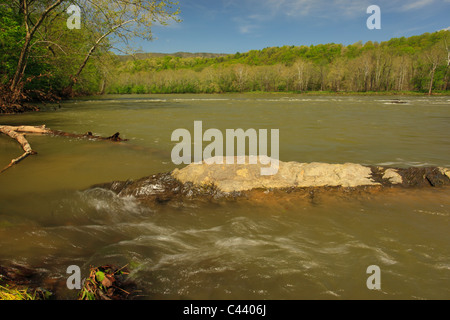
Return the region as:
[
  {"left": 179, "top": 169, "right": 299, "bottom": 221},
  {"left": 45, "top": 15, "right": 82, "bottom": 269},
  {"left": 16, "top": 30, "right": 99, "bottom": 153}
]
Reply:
[
  {"left": 10, "top": 0, "right": 64, "bottom": 94},
  {"left": 99, "top": 79, "right": 107, "bottom": 95},
  {"left": 9, "top": 34, "right": 31, "bottom": 93},
  {"left": 64, "top": 19, "right": 136, "bottom": 95},
  {"left": 428, "top": 64, "right": 437, "bottom": 95}
]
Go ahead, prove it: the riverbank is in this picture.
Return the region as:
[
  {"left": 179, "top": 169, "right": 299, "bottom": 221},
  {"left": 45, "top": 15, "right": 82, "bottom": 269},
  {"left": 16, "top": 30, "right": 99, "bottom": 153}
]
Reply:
[
  {"left": 0, "top": 264, "right": 54, "bottom": 300},
  {"left": 0, "top": 264, "right": 136, "bottom": 300},
  {"left": 105, "top": 88, "right": 450, "bottom": 96},
  {"left": 0, "top": 99, "right": 41, "bottom": 114},
  {"left": 243, "top": 90, "right": 450, "bottom": 96},
  {"left": 1, "top": 90, "right": 449, "bottom": 114}
]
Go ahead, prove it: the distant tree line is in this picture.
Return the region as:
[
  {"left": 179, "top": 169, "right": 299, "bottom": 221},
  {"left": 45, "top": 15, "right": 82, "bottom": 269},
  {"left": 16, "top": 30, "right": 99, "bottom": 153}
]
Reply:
[{"left": 108, "top": 31, "right": 450, "bottom": 95}]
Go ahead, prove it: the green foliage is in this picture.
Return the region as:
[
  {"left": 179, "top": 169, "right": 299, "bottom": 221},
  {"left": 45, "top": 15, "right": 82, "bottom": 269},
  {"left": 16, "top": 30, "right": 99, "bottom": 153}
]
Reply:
[
  {"left": 0, "top": 2, "right": 114, "bottom": 97},
  {"left": 0, "top": 6, "right": 25, "bottom": 82},
  {"left": 0, "top": 0, "right": 180, "bottom": 110},
  {"left": 108, "top": 30, "right": 450, "bottom": 94},
  {"left": 1, "top": 0, "right": 448, "bottom": 103},
  {"left": 0, "top": 283, "right": 52, "bottom": 300},
  {"left": 78, "top": 265, "right": 132, "bottom": 300}
]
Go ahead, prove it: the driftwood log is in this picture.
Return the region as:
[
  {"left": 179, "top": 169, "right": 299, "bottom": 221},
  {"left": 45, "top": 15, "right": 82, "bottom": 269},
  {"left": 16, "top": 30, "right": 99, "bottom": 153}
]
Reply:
[{"left": 0, "top": 125, "right": 127, "bottom": 173}]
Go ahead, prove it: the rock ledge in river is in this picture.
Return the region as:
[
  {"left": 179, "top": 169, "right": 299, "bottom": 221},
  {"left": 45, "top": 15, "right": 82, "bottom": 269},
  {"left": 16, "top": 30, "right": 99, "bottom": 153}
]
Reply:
[
  {"left": 91, "top": 157, "right": 450, "bottom": 205},
  {"left": 172, "top": 156, "right": 380, "bottom": 192}
]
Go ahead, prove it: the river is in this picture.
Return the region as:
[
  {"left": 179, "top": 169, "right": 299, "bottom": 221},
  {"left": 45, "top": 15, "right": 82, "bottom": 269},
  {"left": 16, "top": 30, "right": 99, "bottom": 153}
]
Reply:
[{"left": 0, "top": 94, "right": 449, "bottom": 299}]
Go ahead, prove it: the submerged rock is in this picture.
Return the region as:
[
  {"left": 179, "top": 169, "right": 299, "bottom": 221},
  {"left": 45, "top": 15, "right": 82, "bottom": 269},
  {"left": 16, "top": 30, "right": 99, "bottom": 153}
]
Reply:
[
  {"left": 91, "top": 172, "right": 229, "bottom": 207},
  {"left": 91, "top": 157, "right": 450, "bottom": 205}
]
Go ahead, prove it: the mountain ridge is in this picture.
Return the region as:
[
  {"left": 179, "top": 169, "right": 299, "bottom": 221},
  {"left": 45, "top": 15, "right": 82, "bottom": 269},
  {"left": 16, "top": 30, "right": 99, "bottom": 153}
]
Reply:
[{"left": 117, "top": 52, "right": 230, "bottom": 61}]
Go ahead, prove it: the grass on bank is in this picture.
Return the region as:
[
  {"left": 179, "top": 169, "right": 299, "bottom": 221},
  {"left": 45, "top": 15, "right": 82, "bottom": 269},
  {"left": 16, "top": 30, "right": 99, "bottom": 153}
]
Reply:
[
  {"left": 0, "top": 264, "right": 132, "bottom": 300},
  {"left": 0, "top": 284, "right": 39, "bottom": 300}
]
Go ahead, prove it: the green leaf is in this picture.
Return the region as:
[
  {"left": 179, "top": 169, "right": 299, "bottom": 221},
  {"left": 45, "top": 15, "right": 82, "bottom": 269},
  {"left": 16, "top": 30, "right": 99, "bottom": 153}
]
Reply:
[{"left": 95, "top": 271, "right": 105, "bottom": 282}]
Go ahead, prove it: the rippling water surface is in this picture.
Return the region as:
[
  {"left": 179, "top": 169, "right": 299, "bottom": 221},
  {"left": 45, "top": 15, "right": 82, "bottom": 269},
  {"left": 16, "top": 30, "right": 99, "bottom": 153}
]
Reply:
[{"left": 0, "top": 94, "right": 449, "bottom": 299}]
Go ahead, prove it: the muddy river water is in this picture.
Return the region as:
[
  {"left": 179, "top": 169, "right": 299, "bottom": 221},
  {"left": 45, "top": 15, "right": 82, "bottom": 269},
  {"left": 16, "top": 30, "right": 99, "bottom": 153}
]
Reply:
[{"left": 0, "top": 94, "right": 449, "bottom": 299}]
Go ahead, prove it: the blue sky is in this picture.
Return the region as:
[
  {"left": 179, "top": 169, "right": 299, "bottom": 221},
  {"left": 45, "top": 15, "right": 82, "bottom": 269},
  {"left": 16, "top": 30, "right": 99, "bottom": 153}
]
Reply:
[{"left": 143, "top": 0, "right": 450, "bottom": 53}]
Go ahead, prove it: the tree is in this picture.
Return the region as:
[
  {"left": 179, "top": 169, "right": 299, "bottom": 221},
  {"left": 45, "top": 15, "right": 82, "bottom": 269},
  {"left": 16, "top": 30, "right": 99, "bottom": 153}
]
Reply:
[
  {"left": 233, "top": 64, "right": 249, "bottom": 92},
  {"left": 104, "top": 30, "right": 450, "bottom": 95},
  {"left": 65, "top": 0, "right": 180, "bottom": 95},
  {"left": 327, "top": 58, "right": 346, "bottom": 92},
  {"left": 8, "top": 0, "right": 65, "bottom": 94},
  {"left": 441, "top": 35, "right": 450, "bottom": 90},
  {"left": 424, "top": 42, "right": 447, "bottom": 95},
  {"left": 293, "top": 59, "right": 312, "bottom": 92},
  {"left": 0, "top": 5, "right": 25, "bottom": 83},
  {"left": 1, "top": 0, "right": 180, "bottom": 109}
]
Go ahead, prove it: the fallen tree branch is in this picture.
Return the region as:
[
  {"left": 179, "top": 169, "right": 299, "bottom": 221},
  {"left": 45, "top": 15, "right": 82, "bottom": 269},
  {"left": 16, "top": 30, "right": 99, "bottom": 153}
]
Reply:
[
  {"left": 0, "top": 126, "right": 39, "bottom": 173},
  {"left": 0, "top": 125, "right": 127, "bottom": 174}
]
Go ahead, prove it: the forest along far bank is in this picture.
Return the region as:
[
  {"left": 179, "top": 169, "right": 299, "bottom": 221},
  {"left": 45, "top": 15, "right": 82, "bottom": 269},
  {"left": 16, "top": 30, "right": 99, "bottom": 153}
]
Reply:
[
  {"left": 108, "top": 31, "right": 450, "bottom": 95},
  {"left": 1, "top": 1, "right": 450, "bottom": 115}
]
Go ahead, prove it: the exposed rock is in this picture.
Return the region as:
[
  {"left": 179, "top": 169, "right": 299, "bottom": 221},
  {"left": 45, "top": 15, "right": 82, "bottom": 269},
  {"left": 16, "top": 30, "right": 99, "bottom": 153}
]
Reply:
[
  {"left": 395, "top": 167, "right": 450, "bottom": 187},
  {"left": 90, "top": 172, "right": 229, "bottom": 207},
  {"left": 386, "top": 99, "right": 408, "bottom": 104},
  {"left": 91, "top": 157, "right": 450, "bottom": 205},
  {"left": 440, "top": 167, "right": 450, "bottom": 180},
  {"left": 382, "top": 168, "right": 403, "bottom": 184},
  {"left": 172, "top": 156, "right": 380, "bottom": 192}
]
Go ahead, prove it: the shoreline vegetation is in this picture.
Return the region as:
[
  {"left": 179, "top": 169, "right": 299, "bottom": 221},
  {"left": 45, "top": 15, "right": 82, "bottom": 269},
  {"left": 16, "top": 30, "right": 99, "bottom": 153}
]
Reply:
[
  {"left": 104, "top": 90, "right": 448, "bottom": 96},
  {"left": 79, "top": 89, "right": 450, "bottom": 96},
  {"left": 101, "top": 31, "right": 450, "bottom": 97},
  {"left": 1, "top": 1, "right": 449, "bottom": 114},
  {"left": 0, "top": 264, "right": 135, "bottom": 300}
]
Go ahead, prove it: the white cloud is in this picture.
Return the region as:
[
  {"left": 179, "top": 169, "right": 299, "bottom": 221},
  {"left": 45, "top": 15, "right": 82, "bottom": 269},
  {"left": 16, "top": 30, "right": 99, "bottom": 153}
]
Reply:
[
  {"left": 239, "top": 0, "right": 441, "bottom": 17},
  {"left": 230, "top": 0, "right": 369, "bottom": 35},
  {"left": 276, "top": 0, "right": 315, "bottom": 16},
  {"left": 229, "top": 0, "right": 376, "bottom": 20},
  {"left": 401, "top": 0, "right": 434, "bottom": 11},
  {"left": 233, "top": 16, "right": 261, "bottom": 34},
  {"left": 238, "top": 25, "right": 253, "bottom": 34},
  {"left": 259, "top": 0, "right": 373, "bottom": 17},
  {"left": 229, "top": 0, "right": 443, "bottom": 35}
]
